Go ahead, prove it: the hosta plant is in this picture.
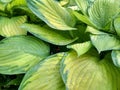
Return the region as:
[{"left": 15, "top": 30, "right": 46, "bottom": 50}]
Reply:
[{"left": 0, "top": 0, "right": 120, "bottom": 90}]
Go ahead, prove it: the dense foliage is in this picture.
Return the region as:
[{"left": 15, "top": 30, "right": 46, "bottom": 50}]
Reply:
[{"left": 0, "top": 0, "right": 120, "bottom": 90}]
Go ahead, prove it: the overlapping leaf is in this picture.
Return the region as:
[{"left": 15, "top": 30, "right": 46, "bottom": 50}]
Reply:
[
  {"left": 27, "top": 0, "right": 76, "bottom": 30},
  {"left": 114, "top": 17, "right": 120, "bottom": 36},
  {"left": 75, "top": 0, "right": 94, "bottom": 15},
  {"left": 61, "top": 50, "right": 120, "bottom": 90},
  {"left": 19, "top": 53, "right": 65, "bottom": 90},
  {"left": 0, "top": 16, "right": 27, "bottom": 37},
  {"left": 67, "top": 41, "right": 92, "bottom": 56},
  {"left": 88, "top": 0, "right": 120, "bottom": 29},
  {"left": 90, "top": 34, "right": 120, "bottom": 52},
  {"left": 21, "top": 23, "right": 78, "bottom": 45},
  {"left": 0, "top": 36, "right": 50, "bottom": 74}
]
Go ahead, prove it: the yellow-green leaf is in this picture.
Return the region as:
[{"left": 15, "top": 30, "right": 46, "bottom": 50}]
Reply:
[
  {"left": 0, "top": 36, "right": 50, "bottom": 74},
  {"left": 27, "top": 0, "right": 76, "bottom": 30},
  {"left": 21, "top": 23, "right": 78, "bottom": 45},
  {"left": 61, "top": 50, "right": 120, "bottom": 90},
  {"left": 19, "top": 53, "right": 65, "bottom": 90},
  {"left": 0, "top": 16, "right": 27, "bottom": 37}
]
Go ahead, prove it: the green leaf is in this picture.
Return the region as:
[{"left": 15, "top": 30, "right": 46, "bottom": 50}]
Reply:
[
  {"left": 73, "top": 11, "right": 94, "bottom": 27},
  {"left": 19, "top": 53, "right": 65, "bottom": 90},
  {"left": 67, "top": 41, "right": 92, "bottom": 56},
  {"left": 27, "top": 0, "right": 76, "bottom": 30},
  {"left": 21, "top": 23, "right": 78, "bottom": 45},
  {"left": 88, "top": 0, "right": 120, "bottom": 29},
  {"left": 111, "top": 50, "right": 120, "bottom": 67},
  {"left": 0, "top": 36, "right": 50, "bottom": 74},
  {"left": 7, "top": 0, "right": 27, "bottom": 11},
  {"left": 0, "top": 0, "right": 12, "bottom": 4},
  {"left": 114, "top": 17, "right": 120, "bottom": 36},
  {"left": 75, "top": 0, "right": 94, "bottom": 15},
  {"left": 0, "top": 16, "right": 27, "bottom": 37},
  {"left": 90, "top": 34, "right": 120, "bottom": 52},
  {"left": 86, "top": 26, "right": 106, "bottom": 35},
  {"left": 61, "top": 50, "right": 120, "bottom": 90}
]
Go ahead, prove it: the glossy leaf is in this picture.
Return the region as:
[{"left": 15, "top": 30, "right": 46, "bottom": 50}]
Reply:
[
  {"left": 0, "top": 36, "right": 50, "bottom": 74},
  {"left": 27, "top": 0, "right": 76, "bottom": 30},
  {"left": 90, "top": 34, "right": 120, "bottom": 52},
  {"left": 21, "top": 23, "right": 78, "bottom": 45},
  {"left": 0, "top": 16, "right": 27, "bottom": 37},
  {"left": 61, "top": 50, "right": 120, "bottom": 90},
  {"left": 19, "top": 53, "right": 65, "bottom": 90},
  {"left": 67, "top": 41, "right": 92, "bottom": 56},
  {"left": 114, "top": 17, "right": 120, "bottom": 36},
  {"left": 88, "top": 0, "right": 120, "bottom": 29}
]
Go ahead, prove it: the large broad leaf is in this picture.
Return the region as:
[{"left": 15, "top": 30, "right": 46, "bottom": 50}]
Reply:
[
  {"left": 111, "top": 50, "right": 120, "bottom": 67},
  {"left": 21, "top": 23, "right": 78, "bottom": 45},
  {"left": 0, "top": 36, "right": 50, "bottom": 74},
  {"left": 88, "top": 0, "right": 120, "bottom": 29},
  {"left": 19, "top": 53, "right": 65, "bottom": 90},
  {"left": 61, "top": 50, "right": 120, "bottom": 90},
  {"left": 90, "top": 34, "right": 120, "bottom": 52},
  {"left": 0, "top": 16, "right": 27, "bottom": 37},
  {"left": 67, "top": 41, "right": 92, "bottom": 56},
  {"left": 26, "top": 0, "right": 76, "bottom": 30},
  {"left": 114, "top": 17, "right": 120, "bottom": 36}
]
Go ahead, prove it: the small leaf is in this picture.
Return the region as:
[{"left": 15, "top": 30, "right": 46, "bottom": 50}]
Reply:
[
  {"left": 27, "top": 0, "right": 76, "bottom": 30},
  {"left": 114, "top": 17, "right": 120, "bottom": 36},
  {"left": 86, "top": 26, "right": 106, "bottom": 35},
  {"left": 0, "top": 36, "right": 50, "bottom": 74},
  {"left": 73, "top": 11, "right": 94, "bottom": 27},
  {"left": 21, "top": 23, "right": 78, "bottom": 45},
  {"left": 61, "top": 50, "right": 120, "bottom": 90},
  {"left": 90, "top": 34, "right": 120, "bottom": 52},
  {"left": 0, "top": 16, "right": 27, "bottom": 37},
  {"left": 111, "top": 50, "right": 120, "bottom": 67},
  {"left": 19, "top": 53, "right": 65, "bottom": 90},
  {"left": 67, "top": 41, "right": 92, "bottom": 56}
]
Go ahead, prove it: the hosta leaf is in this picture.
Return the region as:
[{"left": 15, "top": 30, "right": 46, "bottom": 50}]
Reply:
[
  {"left": 73, "top": 11, "right": 94, "bottom": 26},
  {"left": 75, "top": 0, "right": 94, "bottom": 15},
  {"left": 0, "top": 2, "right": 6, "bottom": 11},
  {"left": 21, "top": 23, "right": 78, "bottom": 45},
  {"left": 111, "top": 50, "right": 120, "bottom": 67},
  {"left": 19, "top": 53, "right": 65, "bottom": 90},
  {"left": 0, "top": 0, "right": 12, "bottom": 3},
  {"left": 0, "top": 16, "right": 27, "bottom": 37},
  {"left": 114, "top": 17, "right": 120, "bottom": 36},
  {"left": 61, "top": 50, "right": 120, "bottom": 90},
  {"left": 86, "top": 26, "right": 106, "bottom": 35},
  {"left": 27, "top": 0, "right": 76, "bottom": 30},
  {"left": 7, "top": 0, "right": 27, "bottom": 11},
  {"left": 0, "top": 36, "right": 50, "bottom": 74},
  {"left": 90, "top": 34, "right": 120, "bottom": 52},
  {"left": 88, "top": 0, "right": 120, "bottom": 29},
  {"left": 67, "top": 41, "right": 92, "bottom": 56}
]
